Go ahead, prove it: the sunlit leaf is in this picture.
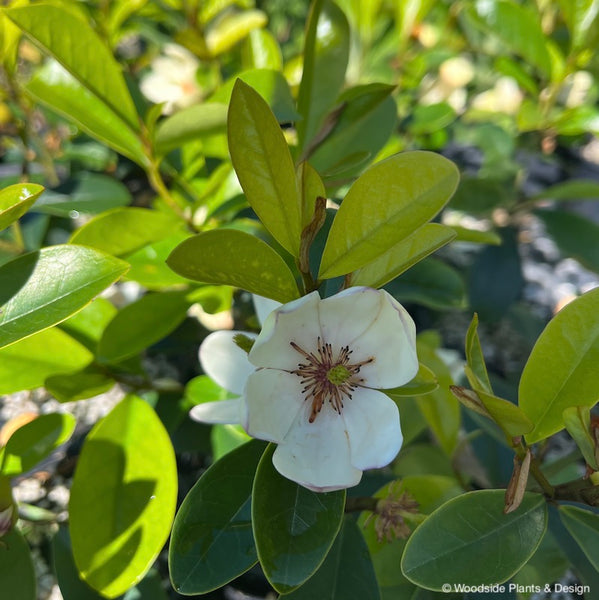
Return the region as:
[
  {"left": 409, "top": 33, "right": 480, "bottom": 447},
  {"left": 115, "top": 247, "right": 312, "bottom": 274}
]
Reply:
[{"left": 0, "top": 183, "right": 44, "bottom": 231}]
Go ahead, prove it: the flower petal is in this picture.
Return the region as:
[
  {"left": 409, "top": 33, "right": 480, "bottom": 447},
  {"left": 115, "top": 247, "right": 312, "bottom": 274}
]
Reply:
[
  {"left": 189, "top": 398, "right": 243, "bottom": 424},
  {"left": 342, "top": 387, "right": 402, "bottom": 470},
  {"left": 252, "top": 294, "right": 281, "bottom": 326},
  {"left": 199, "top": 330, "right": 257, "bottom": 395},
  {"left": 347, "top": 289, "right": 418, "bottom": 389},
  {"left": 272, "top": 407, "right": 362, "bottom": 492},
  {"left": 249, "top": 292, "right": 322, "bottom": 370},
  {"left": 243, "top": 369, "right": 305, "bottom": 443}
]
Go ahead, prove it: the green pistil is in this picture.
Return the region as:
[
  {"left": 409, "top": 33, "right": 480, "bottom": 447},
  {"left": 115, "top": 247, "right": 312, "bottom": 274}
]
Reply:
[{"left": 327, "top": 365, "right": 351, "bottom": 386}]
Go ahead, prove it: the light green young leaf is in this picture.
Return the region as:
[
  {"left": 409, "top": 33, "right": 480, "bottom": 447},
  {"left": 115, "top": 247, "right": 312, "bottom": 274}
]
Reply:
[
  {"left": 0, "top": 328, "right": 93, "bottom": 395},
  {"left": 318, "top": 152, "right": 459, "bottom": 279},
  {"left": 98, "top": 292, "right": 191, "bottom": 363},
  {"left": 0, "top": 245, "right": 128, "bottom": 349},
  {"left": 1, "top": 413, "right": 76, "bottom": 476},
  {"left": 451, "top": 226, "right": 502, "bottom": 245},
  {"left": 205, "top": 9, "right": 267, "bottom": 55},
  {"left": 401, "top": 491, "right": 547, "bottom": 590},
  {"left": 384, "top": 363, "right": 438, "bottom": 398},
  {"left": 6, "top": 3, "right": 138, "bottom": 129},
  {"left": 350, "top": 223, "right": 456, "bottom": 289},
  {"left": 476, "top": 388, "right": 534, "bottom": 438},
  {"left": 562, "top": 406, "right": 598, "bottom": 470},
  {"left": 557, "top": 0, "right": 599, "bottom": 50},
  {"left": 169, "top": 440, "right": 266, "bottom": 594},
  {"left": 242, "top": 28, "right": 283, "bottom": 71},
  {"left": 520, "top": 287, "right": 599, "bottom": 444},
  {"left": 69, "top": 208, "right": 182, "bottom": 257},
  {"left": 70, "top": 395, "right": 177, "bottom": 598},
  {"left": 228, "top": 79, "right": 302, "bottom": 256},
  {"left": 0, "top": 528, "right": 36, "bottom": 600},
  {"left": 559, "top": 505, "right": 599, "bottom": 571},
  {"left": 465, "top": 313, "right": 492, "bottom": 393},
  {"left": 166, "top": 229, "right": 300, "bottom": 303},
  {"left": 0, "top": 183, "right": 44, "bottom": 231},
  {"left": 252, "top": 445, "right": 345, "bottom": 594},
  {"left": 296, "top": 0, "right": 350, "bottom": 154},
  {"left": 297, "top": 161, "right": 326, "bottom": 229}
]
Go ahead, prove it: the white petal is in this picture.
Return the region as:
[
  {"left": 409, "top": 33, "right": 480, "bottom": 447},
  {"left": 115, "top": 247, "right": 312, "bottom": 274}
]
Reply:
[
  {"left": 189, "top": 398, "right": 243, "bottom": 424},
  {"left": 342, "top": 388, "right": 402, "bottom": 470},
  {"left": 249, "top": 292, "right": 322, "bottom": 370},
  {"left": 243, "top": 370, "right": 305, "bottom": 443},
  {"left": 252, "top": 294, "right": 282, "bottom": 326},
  {"left": 199, "top": 330, "right": 257, "bottom": 395},
  {"left": 140, "top": 74, "right": 183, "bottom": 104},
  {"left": 272, "top": 407, "right": 362, "bottom": 492},
  {"left": 348, "top": 289, "right": 418, "bottom": 389}
]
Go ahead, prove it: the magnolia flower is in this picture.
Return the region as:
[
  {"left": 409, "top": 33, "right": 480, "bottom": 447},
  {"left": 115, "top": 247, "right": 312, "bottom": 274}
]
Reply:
[
  {"left": 191, "top": 287, "right": 418, "bottom": 492},
  {"left": 471, "top": 77, "right": 523, "bottom": 115},
  {"left": 140, "top": 44, "right": 202, "bottom": 114}
]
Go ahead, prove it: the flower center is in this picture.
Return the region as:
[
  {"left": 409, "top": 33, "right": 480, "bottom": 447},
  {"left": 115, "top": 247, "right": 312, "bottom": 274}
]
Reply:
[{"left": 290, "top": 337, "right": 374, "bottom": 423}]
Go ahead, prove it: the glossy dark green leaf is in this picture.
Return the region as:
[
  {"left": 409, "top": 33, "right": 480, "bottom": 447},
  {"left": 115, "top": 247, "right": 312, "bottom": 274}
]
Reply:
[
  {"left": 468, "top": 226, "right": 523, "bottom": 322},
  {"left": 309, "top": 84, "right": 396, "bottom": 178},
  {"left": 98, "top": 292, "right": 191, "bottom": 363},
  {"left": 401, "top": 491, "right": 547, "bottom": 590},
  {"left": 559, "top": 505, "right": 599, "bottom": 570},
  {"left": 318, "top": 152, "right": 459, "bottom": 278},
  {"left": 155, "top": 103, "right": 228, "bottom": 155},
  {"left": 252, "top": 445, "right": 346, "bottom": 594},
  {"left": 24, "top": 61, "right": 147, "bottom": 166},
  {"left": 350, "top": 224, "right": 456, "bottom": 289},
  {"left": 297, "top": 0, "right": 350, "bottom": 153},
  {"left": 389, "top": 258, "right": 466, "bottom": 311},
  {"left": 167, "top": 229, "right": 300, "bottom": 303},
  {"left": 6, "top": 4, "right": 138, "bottom": 129},
  {"left": 169, "top": 440, "right": 266, "bottom": 594},
  {"left": 0, "top": 183, "right": 44, "bottom": 231},
  {"left": 45, "top": 366, "right": 115, "bottom": 403},
  {"left": 520, "top": 287, "right": 599, "bottom": 443},
  {"left": 536, "top": 209, "right": 599, "bottom": 274},
  {"left": 467, "top": 1, "right": 552, "bottom": 77},
  {"left": 0, "top": 528, "right": 36, "bottom": 600},
  {"left": 32, "top": 173, "right": 131, "bottom": 217},
  {"left": 282, "top": 518, "right": 380, "bottom": 600},
  {"left": 228, "top": 80, "right": 302, "bottom": 257},
  {"left": 0, "top": 245, "right": 128, "bottom": 349},
  {"left": 70, "top": 208, "right": 182, "bottom": 257},
  {"left": 1, "top": 413, "right": 75, "bottom": 476},
  {"left": 70, "top": 395, "right": 177, "bottom": 598},
  {"left": 210, "top": 69, "right": 299, "bottom": 122},
  {"left": 0, "top": 328, "right": 93, "bottom": 394}
]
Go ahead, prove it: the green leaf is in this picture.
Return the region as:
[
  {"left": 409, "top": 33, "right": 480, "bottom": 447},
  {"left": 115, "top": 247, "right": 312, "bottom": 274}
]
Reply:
[
  {"left": 408, "top": 102, "right": 456, "bottom": 136},
  {"left": 32, "top": 173, "right": 131, "bottom": 217},
  {"left": 45, "top": 366, "right": 115, "bottom": 403},
  {"left": 389, "top": 258, "right": 466, "bottom": 311},
  {"left": 0, "top": 245, "right": 128, "bottom": 349},
  {"left": 350, "top": 224, "right": 456, "bottom": 289},
  {"left": 70, "top": 395, "right": 177, "bottom": 598},
  {"left": 318, "top": 152, "right": 459, "bottom": 278},
  {"left": 6, "top": 4, "right": 138, "bottom": 129},
  {"left": 242, "top": 28, "right": 283, "bottom": 71},
  {"left": 476, "top": 388, "right": 534, "bottom": 438},
  {"left": 167, "top": 229, "right": 300, "bottom": 303},
  {"left": 298, "top": 161, "right": 326, "bottom": 229},
  {"left": 534, "top": 179, "right": 599, "bottom": 201},
  {"left": 520, "top": 287, "right": 599, "bottom": 443},
  {"left": 297, "top": 0, "right": 350, "bottom": 153},
  {"left": 557, "top": 0, "right": 599, "bottom": 50},
  {"left": 169, "top": 440, "right": 266, "bottom": 594},
  {"left": 384, "top": 363, "right": 438, "bottom": 398},
  {"left": 24, "top": 61, "right": 147, "bottom": 166},
  {"left": 559, "top": 505, "right": 599, "bottom": 570},
  {"left": 1, "top": 413, "right": 75, "bottom": 476},
  {"left": 0, "top": 528, "right": 36, "bottom": 600},
  {"left": 452, "top": 226, "right": 502, "bottom": 245},
  {"left": 228, "top": 79, "right": 302, "bottom": 257},
  {"left": 155, "top": 103, "right": 228, "bottom": 155},
  {"left": 465, "top": 313, "right": 492, "bottom": 393},
  {"left": 210, "top": 69, "right": 299, "bottom": 122},
  {"left": 59, "top": 297, "right": 117, "bottom": 351},
  {"left": 0, "top": 328, "right": 93, "bottom": 395},
  {"left": 401, "top": 490, "right": 547, "bottom": 590},
  {"left": 0, "top": 183, "right": 44, "bottom": 231},
  {"left": 69, "top": 208, "right": 182, "bottom": 257},
  {"left": 252, "top": 444, "right": 346, "bottom": 594},
  {"left": 467, "top": 0, "right": 552, "bottom": 78},
  {"left": 282, "top": 518, "right": 380, "bottom": 600},
  {"left": 535, "top": 209, "right": 599, "bottom": 274},
  {"left": 205, "top": 9, "right": 267, "bottom": 55},
  {"left": 98, "top": 292, "right": 191, "bottom": 363},
  {"left": 562, "top": 406, "right": 598, "bottom": 470}
]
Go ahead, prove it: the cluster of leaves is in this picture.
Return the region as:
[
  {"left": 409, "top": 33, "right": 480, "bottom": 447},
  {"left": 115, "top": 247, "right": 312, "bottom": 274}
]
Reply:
[{"left": 0, "top": 1, "right": 599, "bottom": 599}]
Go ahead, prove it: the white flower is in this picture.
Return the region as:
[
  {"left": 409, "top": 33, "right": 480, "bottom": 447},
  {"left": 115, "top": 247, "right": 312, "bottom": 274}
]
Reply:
[
  {"left": 140, "top": 44, "right": 202, "bottom": 114},
  {"left": 191, "top": 287, "right": 418, "bottom": 492},
  {"left": 471, "top": 77, "right": 523, "bottom": 115}
]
